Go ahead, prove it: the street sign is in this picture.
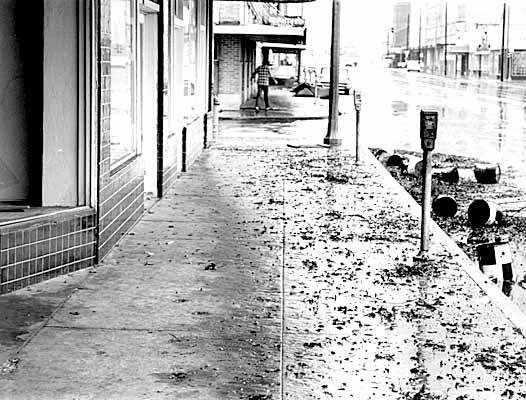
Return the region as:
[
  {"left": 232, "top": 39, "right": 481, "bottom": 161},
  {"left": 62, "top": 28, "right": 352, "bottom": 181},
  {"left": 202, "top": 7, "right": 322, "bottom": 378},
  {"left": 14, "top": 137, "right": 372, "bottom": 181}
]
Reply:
[
  {"left": 420, "top": 110, "right": 438, "bottom": 151},
  {"left": 353, "top": 90, "right": 362, "bottom": 111}
]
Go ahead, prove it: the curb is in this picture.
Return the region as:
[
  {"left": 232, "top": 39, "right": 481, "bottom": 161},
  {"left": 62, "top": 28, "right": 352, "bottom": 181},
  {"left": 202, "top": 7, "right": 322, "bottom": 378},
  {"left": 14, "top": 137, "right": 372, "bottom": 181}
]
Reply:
[
  {"left": 364, "top": 149, "right": 526, "bottom": 336},
  {"left": 219, "top": 115, "right": 329, "bottom": 122}
]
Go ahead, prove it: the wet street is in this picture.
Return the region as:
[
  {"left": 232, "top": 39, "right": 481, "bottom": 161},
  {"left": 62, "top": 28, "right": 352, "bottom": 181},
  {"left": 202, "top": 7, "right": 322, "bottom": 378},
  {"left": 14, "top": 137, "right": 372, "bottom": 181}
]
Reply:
[{"left": 347, "top": 68, "right": 526, "bottom": 187}]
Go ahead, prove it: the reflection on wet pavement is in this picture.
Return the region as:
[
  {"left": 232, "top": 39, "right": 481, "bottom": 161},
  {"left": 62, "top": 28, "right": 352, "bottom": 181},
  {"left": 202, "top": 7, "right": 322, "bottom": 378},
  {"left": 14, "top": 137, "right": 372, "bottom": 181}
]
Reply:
[{"left": 350, "top": 69, "right": 526, "bottom": 179}]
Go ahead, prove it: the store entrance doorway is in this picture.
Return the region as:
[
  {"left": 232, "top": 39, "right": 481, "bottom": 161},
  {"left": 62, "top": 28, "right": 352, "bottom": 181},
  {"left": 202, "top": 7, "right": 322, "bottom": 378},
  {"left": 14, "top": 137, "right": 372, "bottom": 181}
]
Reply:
[{"left": 139, "top": 9, "right": 159, "bottom": 198}]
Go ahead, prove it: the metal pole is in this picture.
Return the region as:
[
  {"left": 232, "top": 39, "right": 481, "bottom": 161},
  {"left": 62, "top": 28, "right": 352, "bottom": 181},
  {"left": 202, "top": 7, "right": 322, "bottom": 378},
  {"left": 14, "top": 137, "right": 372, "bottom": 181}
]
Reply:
[
  {"left": 406, "top": 12, "right": 410, "bottom": 59},
  {"left": 323, "top": 0, "right": 341, "bottom": 146},
  {"left": 297, "top": 51, "right": 302, "bottom": 82},
  {"left": 418, "top": 10, "right": 422, "bottom": 61},
  {"left": 387, "top": 29, "right": 390, "bottom": 56},
  {"left": 507, "top": 4, "right": 511, "bottom": 80},
  {"left": 444, "top": 2, "right": 448, "bottom": 76},
  {"left": 314, "top": 73, "right": 318, "bottom": 105},
  {"left": 500, "top": 3, "right": 507, "bottom": 82},
  {"left": 419, "top": 149, "right": 433, "bottom": 255},
  {"left": 355, "top": 110, "right": 360, "bottom": 163}
]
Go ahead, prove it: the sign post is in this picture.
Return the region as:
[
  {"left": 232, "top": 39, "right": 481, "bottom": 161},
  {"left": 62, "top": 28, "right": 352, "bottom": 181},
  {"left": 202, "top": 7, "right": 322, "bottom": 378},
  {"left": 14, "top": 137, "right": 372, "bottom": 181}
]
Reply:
[
  {"left": 416, "top": 110, "right": 438, "bottom": 259},
  {"left": 353, "top": 90, "right": 362, "bottom": 163},
  {"left": 314, "top": 72, "right": 318, "bottom": 105}
]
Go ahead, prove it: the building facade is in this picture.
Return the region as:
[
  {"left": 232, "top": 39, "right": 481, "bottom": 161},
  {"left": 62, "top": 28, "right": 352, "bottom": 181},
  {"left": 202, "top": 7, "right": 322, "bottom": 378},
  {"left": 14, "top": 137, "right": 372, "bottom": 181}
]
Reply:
[
  {"left": 213, "top": 0, "right": 307, "bottom": 109},
  {"left": 391, "top": 1, "right": 411, "bottom": 66},
  {"left": 0, "top": 0, "right": 213, "bottom": 293},
  {"left": 398, "top": 0, "right": 526, "bottom": 80}
]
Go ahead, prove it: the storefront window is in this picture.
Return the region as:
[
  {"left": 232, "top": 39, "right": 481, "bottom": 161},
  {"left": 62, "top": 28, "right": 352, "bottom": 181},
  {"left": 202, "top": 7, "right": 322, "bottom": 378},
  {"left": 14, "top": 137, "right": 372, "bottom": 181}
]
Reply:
[
  {"left": 183, "top": 0, "right": 198, "bottom": 118},
  {"left": 110, "top": 0, "right": 136, "bottom": 167},
  {"left": 164, "top": 0, "right": 170, "bottom": 122}
]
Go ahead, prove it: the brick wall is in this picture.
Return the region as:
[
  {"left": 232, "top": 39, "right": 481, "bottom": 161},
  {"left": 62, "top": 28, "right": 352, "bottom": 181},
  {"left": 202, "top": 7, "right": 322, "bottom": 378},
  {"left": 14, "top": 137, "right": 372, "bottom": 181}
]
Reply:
[
  {"left": 218, "top": 35, "right": 242, "bottom": 95},
  {"left": 0, "top": 209, "right": 96, "bottom": 294},
  {"left": 216, "top": 34, "right": 258, "bottom": 109},
  {"left": 97, "top": 0, "right": 144, "bottom": 259}
]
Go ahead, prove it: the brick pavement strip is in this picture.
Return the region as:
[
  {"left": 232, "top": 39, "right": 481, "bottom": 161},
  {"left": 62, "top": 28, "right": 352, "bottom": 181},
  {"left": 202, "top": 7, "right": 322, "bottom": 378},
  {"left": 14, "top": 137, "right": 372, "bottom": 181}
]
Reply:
[{"left": 0, "top": 131, "right": 525, "bottom": 399}]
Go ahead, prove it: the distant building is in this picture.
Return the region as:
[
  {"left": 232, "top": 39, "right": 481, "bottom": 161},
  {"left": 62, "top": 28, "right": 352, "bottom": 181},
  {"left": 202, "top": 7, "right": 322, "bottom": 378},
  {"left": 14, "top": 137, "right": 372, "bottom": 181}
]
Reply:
[
  {"left": 393, "top": 2, "right": 411, "bottom": 49},
  {"left": 404, "top": 1, "right": 526, "bottom": 80},
  {"left": 389, "top": 2, "right": 411, "bottom": 66}
]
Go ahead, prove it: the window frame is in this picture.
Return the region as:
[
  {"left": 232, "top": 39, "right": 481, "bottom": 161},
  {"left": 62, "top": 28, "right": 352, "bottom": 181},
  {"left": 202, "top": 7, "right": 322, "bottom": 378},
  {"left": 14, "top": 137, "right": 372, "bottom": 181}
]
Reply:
[{"left": 109, "top": 0, "right": 139, "bottom": 171}]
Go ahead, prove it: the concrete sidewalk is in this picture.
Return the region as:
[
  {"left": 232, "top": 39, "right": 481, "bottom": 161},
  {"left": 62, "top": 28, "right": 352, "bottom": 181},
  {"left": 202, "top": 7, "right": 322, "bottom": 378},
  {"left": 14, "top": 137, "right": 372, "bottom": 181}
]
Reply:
[
  {"left": 1, "top": 120, "right": 526, "bottom": 399},
  {"left": 219, "top": 86, "right": 330, "bottom": 121}
]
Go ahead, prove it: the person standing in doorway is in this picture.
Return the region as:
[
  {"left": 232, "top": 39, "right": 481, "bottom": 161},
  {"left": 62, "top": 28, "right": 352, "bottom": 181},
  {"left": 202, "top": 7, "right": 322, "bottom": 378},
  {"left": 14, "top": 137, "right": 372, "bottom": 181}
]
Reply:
[{"left": 251, "top": 61, "right": 274, "bottom": 112}]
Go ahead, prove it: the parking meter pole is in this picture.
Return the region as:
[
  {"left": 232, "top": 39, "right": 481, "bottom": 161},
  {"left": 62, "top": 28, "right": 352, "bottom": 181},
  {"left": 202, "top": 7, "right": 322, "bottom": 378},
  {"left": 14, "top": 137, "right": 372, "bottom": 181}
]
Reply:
[
  {"left": 323, "top": 0, "right": 342, "bottom": 146},
  {"left": 353, "top": 90, "right": 362, "bottom": 162},
  {"left": 416, "top": 109, "right": 438, "bottom": 260},
  {"left": 355, "top": 110, "right": 360, "bottom": 163},
  {"left": 418, "top": 149, "right": 432, "bottom": 256}
]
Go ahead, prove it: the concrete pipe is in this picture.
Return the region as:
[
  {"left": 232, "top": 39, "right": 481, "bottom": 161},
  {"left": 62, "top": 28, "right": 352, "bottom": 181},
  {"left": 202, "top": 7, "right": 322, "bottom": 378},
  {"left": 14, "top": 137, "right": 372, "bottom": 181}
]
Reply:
[
  {"left": 373, "top": 149, "right": 391, "bottom": 166},
  {"left": 433, "top": 167, "right": 459, "bottom": 184},
  {"left": 386, "top": 154, "right": 405, "bottom": 169},
  {"left": 467, "top": 199, "right": 504, "bottom": 226},
  {"left": 432, "top": 195, "right": 458, "bottom": 218},
  {"left": 403, "top": 156, "right": 424, "bottom": 177},
  {"left": 474, "top": 164, "right": 501, "bottom": 184}
]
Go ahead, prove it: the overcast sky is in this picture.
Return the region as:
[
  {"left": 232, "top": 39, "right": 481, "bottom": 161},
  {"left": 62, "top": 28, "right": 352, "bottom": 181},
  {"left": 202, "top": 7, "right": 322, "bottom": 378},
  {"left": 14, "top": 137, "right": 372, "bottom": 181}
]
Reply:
[{"left": 302, "top": 0, "right": 393, "bottom": 65}]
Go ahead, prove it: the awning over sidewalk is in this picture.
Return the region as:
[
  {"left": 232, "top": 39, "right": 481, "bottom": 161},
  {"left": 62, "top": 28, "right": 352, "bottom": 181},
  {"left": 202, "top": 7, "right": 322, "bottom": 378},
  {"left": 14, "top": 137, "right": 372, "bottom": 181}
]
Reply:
[
  {"left": 217, "top": 0, "right": 315, "bottom": 2},
  {"left": 214, "top": 23, "right": 305, "bottom": 42},
  {"left": 261, "top": 42, "right": 306, "bottom": 52}
]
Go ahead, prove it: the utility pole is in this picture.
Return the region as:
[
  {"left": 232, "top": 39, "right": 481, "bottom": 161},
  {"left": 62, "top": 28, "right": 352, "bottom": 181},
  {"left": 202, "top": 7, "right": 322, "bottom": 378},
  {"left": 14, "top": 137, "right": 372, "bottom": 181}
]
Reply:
[
  {"left": 387, "top": 27, "right": 394, "bottom": 57},
  {"left": 323, "top": 0, "right": 341, "bottom": 146},
  {"left": 500, "top": 3, "right": 507, "bottom": 82},
  {"left": 507, "top": 4, "right": 511, "bottom": 80},
  {"left": 406, "top": 12, "right": 410, "bottom": 60},
  {"left": 444, "top": 2, "right": 448, "bottom": 76},
  {"left": 418, "top": 9, "right": 422, "bottom": 62}
]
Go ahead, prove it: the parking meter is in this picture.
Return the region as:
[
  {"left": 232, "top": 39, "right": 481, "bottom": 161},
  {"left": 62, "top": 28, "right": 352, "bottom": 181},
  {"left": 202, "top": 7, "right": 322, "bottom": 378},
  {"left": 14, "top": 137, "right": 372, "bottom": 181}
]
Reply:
[
  {"left": 353, "top": 90, "right": 362, "bottom": 162},
  {"left": 353, "top": 90, "right": 362, "bottom": 111},
  {"left": 420, "top": 110, "right": 438, "bottom": 151},
  {"left": 415, "top": 110, "right": 438, "bottom": 260}
]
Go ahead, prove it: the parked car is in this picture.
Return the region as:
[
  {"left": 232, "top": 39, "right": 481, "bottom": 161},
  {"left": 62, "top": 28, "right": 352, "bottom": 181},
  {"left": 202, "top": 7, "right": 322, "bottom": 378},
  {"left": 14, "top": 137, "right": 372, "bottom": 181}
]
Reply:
[
  {"left": 317, "top": 66, "right": 352, "bottom": 95},
  {"left": 406, "top": 60, "right": 422, "bottom": 72}
]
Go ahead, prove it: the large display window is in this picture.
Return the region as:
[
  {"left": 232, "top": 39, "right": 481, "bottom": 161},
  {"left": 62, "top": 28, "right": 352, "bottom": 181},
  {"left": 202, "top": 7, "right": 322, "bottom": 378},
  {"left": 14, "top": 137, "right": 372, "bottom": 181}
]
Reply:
[
  {"left": 110, "top": 0, "right": 137, "bottom": 167},
  {"left": 183, "top": 0, "right": 198, "bottom": 118}
]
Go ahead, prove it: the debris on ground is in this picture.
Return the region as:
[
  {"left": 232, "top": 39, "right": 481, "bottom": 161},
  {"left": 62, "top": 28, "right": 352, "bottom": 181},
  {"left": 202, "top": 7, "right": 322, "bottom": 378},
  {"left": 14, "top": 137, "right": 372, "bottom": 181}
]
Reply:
[{"left": 371, "top": 148, "right": 526, "bottom": 306}]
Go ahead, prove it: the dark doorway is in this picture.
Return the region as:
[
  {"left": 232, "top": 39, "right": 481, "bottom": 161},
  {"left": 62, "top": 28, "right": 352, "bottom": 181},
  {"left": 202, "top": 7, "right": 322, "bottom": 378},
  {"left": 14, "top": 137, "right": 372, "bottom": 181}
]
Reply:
[
  {"left": 461, "top": 54, "right": 468, "bottom": 76},
  {"left": 0, "top": 1, "right": 43, "bottom": 205}
]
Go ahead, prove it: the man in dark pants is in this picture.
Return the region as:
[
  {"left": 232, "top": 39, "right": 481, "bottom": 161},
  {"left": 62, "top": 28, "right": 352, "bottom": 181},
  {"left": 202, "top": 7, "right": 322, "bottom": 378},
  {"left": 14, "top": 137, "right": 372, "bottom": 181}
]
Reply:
[{"left": 251, "top": 61, "right": 274, "bottom": 112}]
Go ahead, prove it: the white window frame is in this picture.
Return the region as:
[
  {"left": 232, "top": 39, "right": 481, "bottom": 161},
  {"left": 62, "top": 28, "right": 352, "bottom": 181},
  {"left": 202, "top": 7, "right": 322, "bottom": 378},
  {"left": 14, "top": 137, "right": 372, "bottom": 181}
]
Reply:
[{"left": 110, "top": 0, "right": 139, "bottom": 171}]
